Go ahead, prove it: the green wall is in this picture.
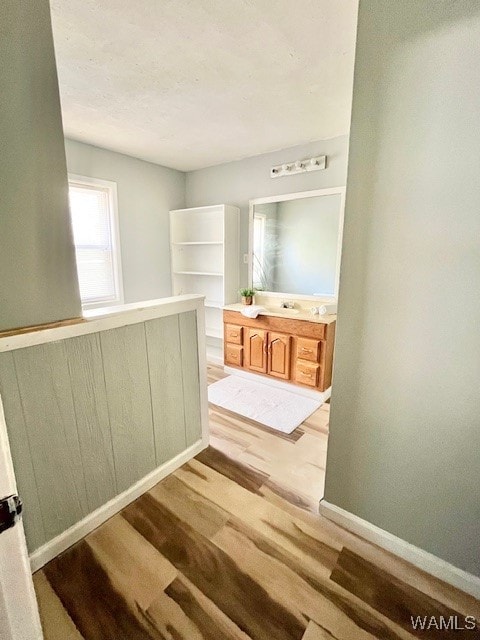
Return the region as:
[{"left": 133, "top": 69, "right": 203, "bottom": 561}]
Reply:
[
  {"left": 0, "top": 0, "right": 81, "bottom": 332},
  {"left": 326, "top": 0, "right": 480, "bottom": 576},
  {"left": 186, "top": 137, "right": 350, "bottom": 287},
  {"left": 65, "top": 139, "right": 186, "bottom": 304}
]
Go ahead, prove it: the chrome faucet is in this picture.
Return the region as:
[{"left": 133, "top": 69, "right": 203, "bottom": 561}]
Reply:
[{"left": 280, "top": 300, "right": 295, "bottom": 309}]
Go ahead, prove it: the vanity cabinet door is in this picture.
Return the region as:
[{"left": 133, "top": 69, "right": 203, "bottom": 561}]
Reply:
[
  {"left": 246, "top": 329, "right": 267, "bottom": 373},
  {"left": 267, "top": 332, "right": 291, "bottom": 380}
]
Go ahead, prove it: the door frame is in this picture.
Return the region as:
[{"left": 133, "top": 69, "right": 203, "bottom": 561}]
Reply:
[{"left": 0, "top": 394, "right": 43, "bottom": 639}]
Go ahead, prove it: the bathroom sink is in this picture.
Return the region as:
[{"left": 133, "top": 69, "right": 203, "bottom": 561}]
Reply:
[{"left": 262, "top": 306, "right": 300, "bottom": 316}]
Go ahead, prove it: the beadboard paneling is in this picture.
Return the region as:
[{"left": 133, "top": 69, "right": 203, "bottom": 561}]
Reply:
[
  {"left": 12, "top": 342, "right": 89, "bottom": 541},
  {"left": 0, "top": 352, "right": 45, "bottom": 550},
  {"left": 145, "top": 316, "right": 187, "bottom": 464},
  {"left": 100, "top": 323, "right": 156, "bottom": 493},
  {"left": 65, "top": 333, "right": 117, "bottom": 511},
  {"left": 0, "top": 310, "right": 204, "bottom": 553},
  {"left": 179, "top": 312, "right": 202, "bottom": 446}
]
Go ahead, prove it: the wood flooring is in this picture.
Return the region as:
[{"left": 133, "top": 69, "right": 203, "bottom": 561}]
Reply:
[
  {"left": 34, "top": 364, "right": 480, "bottom": 639},
  {"left": 207, "top": 363, "right": 330, "bottom": 512}
]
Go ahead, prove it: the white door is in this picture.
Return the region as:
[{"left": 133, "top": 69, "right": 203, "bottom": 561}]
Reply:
[{"left": 0, "top": 397, "right": 43, "bottom": 640}]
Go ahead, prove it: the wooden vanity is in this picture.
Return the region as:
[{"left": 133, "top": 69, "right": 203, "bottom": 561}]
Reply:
[{"left": 223, "top": 309, "right": 336, "bottom": 392}]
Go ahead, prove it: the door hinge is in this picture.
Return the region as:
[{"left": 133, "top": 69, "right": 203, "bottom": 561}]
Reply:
[{"left": 0, "top": 494, "right": 23, "bottom": 534}]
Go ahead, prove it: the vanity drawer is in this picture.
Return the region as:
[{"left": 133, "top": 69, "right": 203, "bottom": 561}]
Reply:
[
  {"left": 225, "top": 324, "right": 243, "bottom": 345},
  {"left": 295, "top": 361, "right": 319, "bottom": 387},
  {"left": 225, "top": 344, "right": 243, "bottom": 367},
  {"left": 296, "top": 337, "right": 321, "bottom": 363}
]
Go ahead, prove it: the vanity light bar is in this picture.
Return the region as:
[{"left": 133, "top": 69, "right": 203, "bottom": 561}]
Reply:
[{"left": 270, "top": 155, "right": 327, "bottom": 178}]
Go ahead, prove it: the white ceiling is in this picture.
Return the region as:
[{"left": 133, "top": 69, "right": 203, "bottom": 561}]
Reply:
[{"left": 50, "top": 0, "right": 358, "bottom": 172}]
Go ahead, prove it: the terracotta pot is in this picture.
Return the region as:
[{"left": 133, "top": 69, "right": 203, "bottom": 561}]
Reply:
[{"left": 242, "top": 296, "right": 253, "bottom": 305}]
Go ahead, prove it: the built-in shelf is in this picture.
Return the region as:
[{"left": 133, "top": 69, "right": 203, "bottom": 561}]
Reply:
[
  {"left": 173, "top": 271, "right": 223, "bottom": 277},
  {"left": 206, "top": 326, "right": 223, "bottom": 340},
  {"left": 170, "top": 204, "right": 240, "bottom": 341}
]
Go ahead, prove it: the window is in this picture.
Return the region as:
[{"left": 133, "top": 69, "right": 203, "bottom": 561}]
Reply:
[
  {"left": 252, "top": 213, "right": 266, "bottom": 289},
  {"left": 68, "top": 175, "right": 123, "bottom": 308}
]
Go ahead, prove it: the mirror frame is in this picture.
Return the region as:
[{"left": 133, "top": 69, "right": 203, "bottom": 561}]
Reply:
[{"left": 248, "top": 187, "right": 346, "bottom": 300}]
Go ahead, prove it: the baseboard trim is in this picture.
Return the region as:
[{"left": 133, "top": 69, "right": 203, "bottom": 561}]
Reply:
[
  {"left": 206, "top": 337, "right": 224, "bottom": 365},
  {"left": 30, "top": 440, "right": 206, "bottom": 572},
  {"left": 206, "top": 351, "right": 224, "bottom": 366},
  {"left": 319, "top": 500, "right": 480, "bottom": 600}
]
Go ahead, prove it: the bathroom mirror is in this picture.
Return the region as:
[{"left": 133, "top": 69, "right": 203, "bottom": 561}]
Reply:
[{"left": 248, "top": 187, "right": 345, "bottom": 298}]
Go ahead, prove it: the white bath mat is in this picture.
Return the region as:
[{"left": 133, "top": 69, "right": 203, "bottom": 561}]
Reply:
[{"left": 208, "top": 375, "right": 321, "bottom": 434}]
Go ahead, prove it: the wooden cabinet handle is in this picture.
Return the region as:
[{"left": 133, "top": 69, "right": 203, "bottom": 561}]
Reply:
[
  {"left": 301, "top": 347, "right": 313, "bottom": 354},
  {"left": 230, "top": 332, "right": 238, "bottom": 337},
  {"left": 301, "top": 370, "right": 313, "bottom": 377}
]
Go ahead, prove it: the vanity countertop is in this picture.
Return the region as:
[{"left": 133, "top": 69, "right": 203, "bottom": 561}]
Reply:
[{"left": 223, "top": 303, "right": 337, "bottom": 324}]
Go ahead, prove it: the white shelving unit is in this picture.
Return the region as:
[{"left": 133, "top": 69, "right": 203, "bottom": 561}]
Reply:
[{"left": 169, "top": 204, "right": 240, "bottom": 341}]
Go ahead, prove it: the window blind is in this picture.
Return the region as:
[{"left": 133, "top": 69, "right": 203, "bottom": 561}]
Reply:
[{"left": 69, "top": 183, "right": 118, "bottom": 305}]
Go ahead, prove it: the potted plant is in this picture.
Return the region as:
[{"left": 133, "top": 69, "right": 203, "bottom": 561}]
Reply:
[{"left": 239, "top": 287, "right": 255, "bottom": 305}]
